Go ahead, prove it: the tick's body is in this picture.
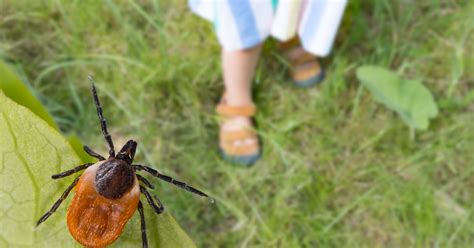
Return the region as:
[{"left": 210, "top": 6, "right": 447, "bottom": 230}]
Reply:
[
  {"left": 67, "top": 160, "right": 139, "bottom": 247},
  {"left": 37, "top": 78, "right": 210, "bottom": 248}
]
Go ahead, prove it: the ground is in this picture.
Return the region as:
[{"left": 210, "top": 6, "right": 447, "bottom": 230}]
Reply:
[{"left": 1, "top": 0, "right": 473, "bottom": 247}]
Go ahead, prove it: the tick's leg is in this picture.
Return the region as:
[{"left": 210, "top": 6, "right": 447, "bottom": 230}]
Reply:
[
  {"left": 140, "top": 185, "right": 164, "bottom": 214},
  {"left": 83, "top": 145, "right": 105, "bottom": 161},
  {"left": 89, "top": 77, "right": 115, "bottom": 157},
  {"left": 51, "top": 163, "right": 93, "bottom": 179},
  {"left": 134, "top": 164, "right": 209, "bottom": 198},
  {"left": 137, "top": 174, "right": 154, "bottom": 189},
  {"left": 138, "top": 201, "right": 148, "bottom": 248},
  {"left": 36, "top": 176, "right": 80, "bottom": 226}
]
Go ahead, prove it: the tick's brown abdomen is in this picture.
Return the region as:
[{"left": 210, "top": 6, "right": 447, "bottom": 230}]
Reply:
[{"left": 67, "top": 162, "right": 140, "bottom": 248}]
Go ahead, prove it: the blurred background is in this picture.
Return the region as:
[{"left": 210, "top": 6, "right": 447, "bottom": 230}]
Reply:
[{"left": 1, "top": 0, "right": 473, "bottom": 247}]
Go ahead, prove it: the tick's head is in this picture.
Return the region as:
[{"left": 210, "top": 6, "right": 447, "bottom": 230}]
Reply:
[{"left": 116, "top": 140, "right": 137, "bottom": 164}]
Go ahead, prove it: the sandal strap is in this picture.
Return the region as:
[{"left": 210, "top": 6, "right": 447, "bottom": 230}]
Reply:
[
  {"left": 221, "top": 142, "right": 260, "bottom": 156},
  {"left": 286, "top": 47, "right": 316, "bottom": 66},
  {"left": 216, "top": 104, "right": 256, "bottom": 117},
  {"left": 220, "top": 129, "right": 259, "bottom": 156},
  {"left": 292, "top": 61, "right": 322, "bottom": 81},
  {"left": 220, "top": 129, "right": 257, "bottom": 142},
  {"left": 216, "top": 103, "right": 260, "bottom": 156},
  {"left": 280, "top": 37, "right": 318, "bottom": 68}
]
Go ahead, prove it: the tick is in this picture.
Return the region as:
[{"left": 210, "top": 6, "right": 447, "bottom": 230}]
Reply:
[{"left": 36, "top": 76, "right": 211, "bottom": 248}]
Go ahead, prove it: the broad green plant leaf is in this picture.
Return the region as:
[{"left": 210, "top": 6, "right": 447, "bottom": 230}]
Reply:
[
  {"left": 0, "top": 61, "right": 57, "bottom": 129},
  {"left": 66, "top": 135, "right": 95, "bottom": 163},
  {"left": 0, "top": 91, "right": 195, "bottom": 247},
  {"left": 0, "top": 61, "right": 92, "bottom": 163},
  {"left": 356, "top": 66, "right": 438, "bottom": 130}
]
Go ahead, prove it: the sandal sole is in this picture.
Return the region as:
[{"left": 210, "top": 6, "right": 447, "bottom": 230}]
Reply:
[
  {"left": 293, "top": 69, "right": 325, "bottom": 88},
  {"left": 219, "top": 148, "right": 261, "bottom": 166}
]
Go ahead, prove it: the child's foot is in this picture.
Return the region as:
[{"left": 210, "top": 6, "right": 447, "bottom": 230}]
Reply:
[
  {"left": 281, "top": 38, "right": 325, "bottom": 87},
  {"left": 216, "top": 97, "right": 261, "bottom": 166}
]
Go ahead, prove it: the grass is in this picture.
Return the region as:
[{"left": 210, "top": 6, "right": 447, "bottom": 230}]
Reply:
[{"left": 1, "top": 0, "right": 473, "bottom": 247}]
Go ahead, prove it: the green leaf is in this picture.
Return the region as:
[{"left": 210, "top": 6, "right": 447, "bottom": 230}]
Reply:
[
  {"left": 66, "top": 135, "right": 95, "bottom": 164},
  {"left": 356, "top": 66, "right": 438, "bottom": 130},
  {"left": 0, "top": 91, "right": 195, "bottom": 247},
  {"left": 0, "top": 61, "right": 58, "bottom": 130},
  {"left": 0, "top": 61, "right": 92, "bottom": 164}
]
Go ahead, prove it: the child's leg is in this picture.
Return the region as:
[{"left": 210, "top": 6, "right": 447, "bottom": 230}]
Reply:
[
  {"left": 222, "top": 44, "right": 262, "bottom": 106},
  {"left": 218, "top": 44, "right": 262, "bottom": 164}
]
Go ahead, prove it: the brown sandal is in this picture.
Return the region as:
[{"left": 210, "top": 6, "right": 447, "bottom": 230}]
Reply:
[
  {"left": 281, "top": 38, "right": 325, "bottom": 87},
  {"left": 216, "top": 103, "right": 261, "bottom": 166}
]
